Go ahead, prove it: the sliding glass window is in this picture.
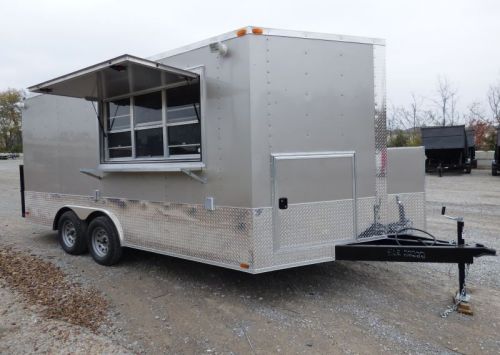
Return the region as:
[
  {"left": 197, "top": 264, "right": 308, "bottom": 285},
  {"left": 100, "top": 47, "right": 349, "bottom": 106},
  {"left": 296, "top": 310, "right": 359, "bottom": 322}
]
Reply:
[{"left": 102, "top": 81, "right": 201, "bottom": 162}]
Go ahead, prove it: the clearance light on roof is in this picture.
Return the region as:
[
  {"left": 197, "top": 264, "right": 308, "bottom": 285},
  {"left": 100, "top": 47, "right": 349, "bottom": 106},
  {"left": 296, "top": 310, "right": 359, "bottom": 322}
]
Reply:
[
  {"left": 251, "top": 27, "right": 264, "bottom": 35},
  {"left": 236, "top": 27, "right": 264, "bottom": 37}
]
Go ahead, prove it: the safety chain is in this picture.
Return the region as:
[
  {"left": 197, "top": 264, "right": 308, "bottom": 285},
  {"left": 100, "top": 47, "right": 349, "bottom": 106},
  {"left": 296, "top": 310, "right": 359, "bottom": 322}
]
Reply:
[{"left": 440, "top": 264, "right": 470, "bottom": 318}]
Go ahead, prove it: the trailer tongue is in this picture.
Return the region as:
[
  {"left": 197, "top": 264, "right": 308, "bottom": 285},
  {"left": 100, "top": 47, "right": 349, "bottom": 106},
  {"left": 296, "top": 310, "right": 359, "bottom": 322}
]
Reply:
[
  {"left": 336, "top": 207, "right": 496, "bottom": 316},
  {"left": 336, "top": 234, "right": 494, "bottom": 264}
]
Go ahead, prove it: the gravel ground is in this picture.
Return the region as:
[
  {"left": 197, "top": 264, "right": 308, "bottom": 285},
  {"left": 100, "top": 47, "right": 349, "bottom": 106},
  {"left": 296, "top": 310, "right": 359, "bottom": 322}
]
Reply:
[
  {"left": 0, "top": 280, "right": 130, "bottom": 354},
  {"left": 0, "top": 246, "right": 110, "bottom": 331},
  {"left": 0, "top": 159, "right": 499, "bottom": 354}
]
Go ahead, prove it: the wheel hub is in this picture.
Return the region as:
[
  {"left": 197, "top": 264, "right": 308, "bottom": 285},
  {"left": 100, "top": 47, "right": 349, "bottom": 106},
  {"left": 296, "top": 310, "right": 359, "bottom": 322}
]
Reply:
[
  {"left": 62, "top": 220, "right": 77, "bottom": 247},
  {"left": 92, "top": 227, "right": 109, "bottom": 257}
]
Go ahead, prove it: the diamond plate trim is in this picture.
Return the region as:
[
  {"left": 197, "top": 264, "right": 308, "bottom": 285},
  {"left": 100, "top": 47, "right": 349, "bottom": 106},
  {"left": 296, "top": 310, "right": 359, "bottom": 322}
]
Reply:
[
  {"left": 25, "top": 190, "right": 426, "bottom": 272},
  {"left": 252, "top": 199, "right": 357, "bottom": 271},
  {"left": 356, "top": 196, "right": 379, "bottom": 237},
  {"left": 357, "top": 44, "right": 388, "bottom": 240},
  {"left": 275, "top": 200, "right": 354, "bottom": 251},
  {"left": 25, "top": 191, "right": 358, "bottom": 272},
  {"left": 253, "top": 206, "right": 337, "bottom": 271},
  {"left": 25, "top": 191, "right": 253, "bottom": 268}
]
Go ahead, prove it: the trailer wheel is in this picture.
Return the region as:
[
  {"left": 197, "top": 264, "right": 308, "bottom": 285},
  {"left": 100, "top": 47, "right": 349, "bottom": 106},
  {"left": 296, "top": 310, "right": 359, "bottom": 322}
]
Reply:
[
  {"left": 465, "top": 164, "right": 472, "bottom": 174},
  {"left": 57, "top": 211, "right": 88, "bottom": 255},
  {"left": 493, "top": 164, "right": 498, "bottom": 176},
  {"left": 438, "top": 166, "right": 443, "bottom": 177},
  {"left": 88, "top": 216, "right": 122, "bottom": 266}
]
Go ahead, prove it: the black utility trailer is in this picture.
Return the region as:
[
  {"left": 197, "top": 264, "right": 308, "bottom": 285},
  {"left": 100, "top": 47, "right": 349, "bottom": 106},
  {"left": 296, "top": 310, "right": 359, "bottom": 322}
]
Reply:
[
  {"left": 421, "top": 125, "right": 471, "bottom": 177},
  {"left": 466, "top": 129, "right": 477, "bottom": 168},
  {"left": 492, "top": 128, "right": 500, "bottom": 176}
]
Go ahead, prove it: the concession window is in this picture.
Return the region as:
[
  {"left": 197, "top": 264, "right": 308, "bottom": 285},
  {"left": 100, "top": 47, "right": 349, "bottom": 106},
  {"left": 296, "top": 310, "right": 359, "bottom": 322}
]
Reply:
[{"left": 28, "top": 55, "right": 205, "bottom": 175}]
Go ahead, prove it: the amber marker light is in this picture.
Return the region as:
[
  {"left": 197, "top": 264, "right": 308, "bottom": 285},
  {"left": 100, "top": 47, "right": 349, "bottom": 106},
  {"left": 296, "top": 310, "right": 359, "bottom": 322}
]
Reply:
[
  {"left": 240, "top": 263, "right": 250, "bottom": 269},
  {"left": 251, "top": 27, "right": 264, "bottom": 35},
  {"left": 236, "top": 28, "right": 247, "bottom": 37}
]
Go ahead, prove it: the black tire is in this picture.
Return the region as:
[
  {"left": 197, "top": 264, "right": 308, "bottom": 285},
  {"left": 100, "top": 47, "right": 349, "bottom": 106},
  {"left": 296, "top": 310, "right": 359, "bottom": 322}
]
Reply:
[
  {"left": 438, "top": 167, "right": 443, "bottom": 177},
  {"left": 87, "top": 216, "right": 122, "bottom": 266},
  {"left": 493, "top": 164, "right": 498, "bottom": 176},
  {"left": 465, "top": 164, "right": 472, "bottom": 174},
  {"left": 57, "top": 211, "right": 88, "bottom": 255}
]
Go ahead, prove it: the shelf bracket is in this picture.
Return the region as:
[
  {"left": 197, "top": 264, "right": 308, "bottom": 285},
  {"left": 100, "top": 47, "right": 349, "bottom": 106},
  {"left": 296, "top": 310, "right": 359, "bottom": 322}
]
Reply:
[
  {"left": 80, "top": 168, "right": 104, "bottom": 180},
  {"left": 181, "top": 169, "right": 207, "bottom": 184}
]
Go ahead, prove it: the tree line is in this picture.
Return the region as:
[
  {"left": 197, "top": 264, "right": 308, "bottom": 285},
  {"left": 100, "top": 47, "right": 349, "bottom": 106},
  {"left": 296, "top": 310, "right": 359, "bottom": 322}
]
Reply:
[
  {"left": 0, "top": 89, "right": 23, "bottom": 153},
  {"left": 388, "top": 76, "right": 500, "bottom": 150}
]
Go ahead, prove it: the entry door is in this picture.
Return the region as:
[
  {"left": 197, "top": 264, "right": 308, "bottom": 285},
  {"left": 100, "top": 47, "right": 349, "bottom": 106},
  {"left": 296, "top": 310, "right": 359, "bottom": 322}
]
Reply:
[{"left": 272, "top": 152, "right": 357, "bottom": 253}]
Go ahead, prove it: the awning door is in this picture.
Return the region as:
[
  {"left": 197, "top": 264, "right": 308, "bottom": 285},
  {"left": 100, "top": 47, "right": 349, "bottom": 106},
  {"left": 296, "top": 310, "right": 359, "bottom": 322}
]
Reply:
[{"left": 28, "top": 54, "right": 199, "bottom": 101}]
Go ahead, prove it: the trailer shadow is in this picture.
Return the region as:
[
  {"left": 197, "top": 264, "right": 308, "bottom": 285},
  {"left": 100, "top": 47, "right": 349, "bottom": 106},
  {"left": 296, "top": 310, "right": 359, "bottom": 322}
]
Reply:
[
  {"left": 28, "top": 230, "right": 442, "bottom": 312},
  {"left": 426, "top": 170, "right": 471, "bottom": 177},
  {"left": 35, "top": 231, "right": 58, "bottom": 246},
  {"left": 31, "top": 229, "right": 373, "bottom": 297},
  {"left": 29, "top": 230, "right": 440, "bottom": 309},
  {"left": 119, "top": 247, "right": 391, "bottom": 302}
]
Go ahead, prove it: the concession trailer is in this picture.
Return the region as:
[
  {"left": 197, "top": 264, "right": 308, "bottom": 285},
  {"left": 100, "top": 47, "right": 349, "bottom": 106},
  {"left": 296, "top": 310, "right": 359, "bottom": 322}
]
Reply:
[
  {"left": 421, "top": 125, "right": 472, "bottom": 177},
  {"left": 21, "top": 27, "right": 494, "bottom": 301}
]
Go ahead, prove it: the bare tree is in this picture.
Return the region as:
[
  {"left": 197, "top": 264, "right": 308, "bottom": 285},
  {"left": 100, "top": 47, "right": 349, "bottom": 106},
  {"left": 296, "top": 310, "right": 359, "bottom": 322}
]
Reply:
[
  {"left": 390, "top": 105, "right": 408, "bottom": 129},
  {"left": 388, "top": 93, "right": 424, "bottom": 131},
  {"left": 488, "top": 82, "right": 500, "bottom": 124},
  {"left": 409, "top": 92, "right": 424, "bottom": 131},
  {"left": 386, "top": 104, "right": 398, "bottom": 139},
  {"left": 433, "top": 76, "right": 458, "bottom": 126},
  {"left": 465, "top": 102, "right": 487, "bottom": 124},
  {"left": 450, "top": 91, "right": 458, "bottom": 125},
  {"left": 423, "top": 109, "right": 440, "bottom": 126}
]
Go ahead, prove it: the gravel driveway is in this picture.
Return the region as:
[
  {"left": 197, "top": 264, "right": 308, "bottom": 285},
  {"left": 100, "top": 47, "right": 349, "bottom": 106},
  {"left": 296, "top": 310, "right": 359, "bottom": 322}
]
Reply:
[{"left": 0, "top": 159, "right": 499, "bottom": 354}]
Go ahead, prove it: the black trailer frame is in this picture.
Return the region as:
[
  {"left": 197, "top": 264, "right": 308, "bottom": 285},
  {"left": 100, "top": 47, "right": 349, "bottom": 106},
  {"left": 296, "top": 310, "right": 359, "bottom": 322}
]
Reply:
[
  {"left": 466, "top": 129, "right": 477, "bottom": 169},
  {"left": 492, "top": 128, "right": 500, "bottom": 176},
  {"left": 421, "top": 125, "right": 471, "bottom": 177},
  {"left": 337, "top": 207, "right": 496, "bottom": 306},
  {"left": 19, "top": 164, "right": 25, "bottom": 218}
]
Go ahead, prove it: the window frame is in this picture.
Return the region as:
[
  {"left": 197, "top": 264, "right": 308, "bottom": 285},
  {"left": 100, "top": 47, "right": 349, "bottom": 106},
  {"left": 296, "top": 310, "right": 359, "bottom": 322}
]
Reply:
[{"left": 99, "top": 66, "right": 204, "bottom": 167}]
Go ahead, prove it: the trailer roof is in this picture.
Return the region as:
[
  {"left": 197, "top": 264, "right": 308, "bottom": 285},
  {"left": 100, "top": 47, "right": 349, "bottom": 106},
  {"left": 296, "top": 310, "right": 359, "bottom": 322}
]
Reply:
[
  {"left": 421, "top": 125, "right": 467, "bottom": 150},
  {"left": 149, "top": 26, "right": 385, "bottom": 61},
  {"left": 28, "top": 54, "right": 198, "bottom": 101}
]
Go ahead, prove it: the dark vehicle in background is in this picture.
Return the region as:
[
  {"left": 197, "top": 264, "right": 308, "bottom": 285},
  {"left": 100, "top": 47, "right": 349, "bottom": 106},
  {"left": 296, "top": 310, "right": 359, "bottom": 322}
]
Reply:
[
  {"left": 421, "top": 125, "right": 471, "bottom": 177},
  {"left": 0, "top": 153, "right": 19, "bottom": 160},
  {"left": 466, "top": 129, "right": 477, "bottom": 168},
  {"left": 492, "top": 128, "right": 500, "bottom": 176}
]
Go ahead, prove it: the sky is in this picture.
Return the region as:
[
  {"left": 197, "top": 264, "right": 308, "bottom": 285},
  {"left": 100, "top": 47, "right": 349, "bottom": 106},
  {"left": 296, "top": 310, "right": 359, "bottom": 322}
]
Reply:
[{"left": 1, "top": 0, "right": 499, "bottom": 119}]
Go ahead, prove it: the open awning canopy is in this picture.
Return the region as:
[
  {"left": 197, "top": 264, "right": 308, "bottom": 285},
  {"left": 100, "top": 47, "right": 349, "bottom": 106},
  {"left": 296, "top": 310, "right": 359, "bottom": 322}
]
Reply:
[{"left": 28, "top": 54, "right": 199, "bottom": 101}]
